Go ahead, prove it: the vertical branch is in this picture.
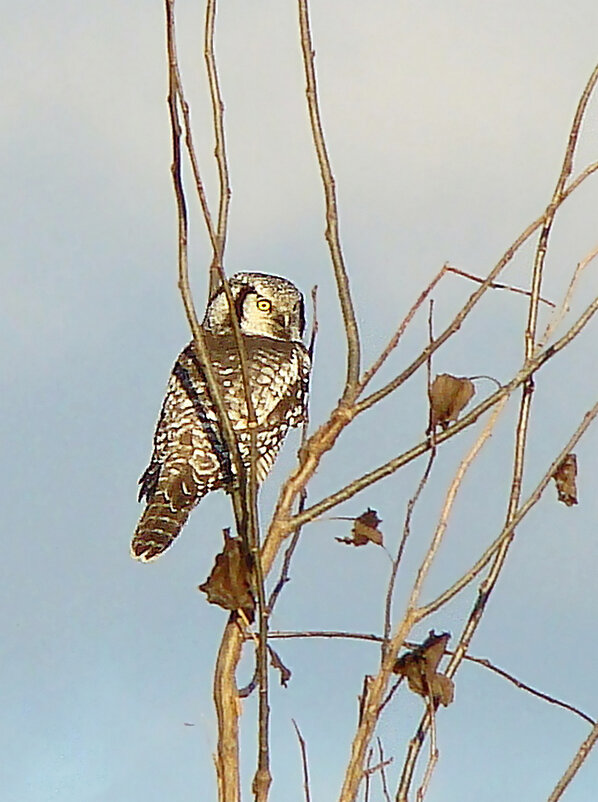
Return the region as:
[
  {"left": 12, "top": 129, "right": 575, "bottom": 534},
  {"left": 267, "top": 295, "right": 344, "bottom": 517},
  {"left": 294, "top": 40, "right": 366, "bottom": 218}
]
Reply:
[
  {"left": 203, "top": 3, "right": 268, "bottom": 797},
  {"left": 250, "top": 437, "right": 272, "bottom": 802},
  {"left": 165, "top": 0, "right": 200, "bottom": 345},
  {"left": 383, "top": 300, "right": 438, "bottom": 656},
  {"left": 165, "top": 3, "right": 255, "bottom": 800},
  {"left": 297, "top": 0, "right": 361, "bottom": 397},
  {"left": 382, "top": 300, "right": 437, "bottom": 654},
  {"left": 204, "top": 0, "right": 231, "bottom": 296},
  {"left": 414, "top": 699, "right": 438, "bottom": 802},
  {"left": 203, "top": 1, "right": 259, "bottom": 552},
  {"left": 165, "top": 0, "right": 245, "bottom": 503},
  {"left": 213, "top": 622, "right": 243, "bottom": 802}
]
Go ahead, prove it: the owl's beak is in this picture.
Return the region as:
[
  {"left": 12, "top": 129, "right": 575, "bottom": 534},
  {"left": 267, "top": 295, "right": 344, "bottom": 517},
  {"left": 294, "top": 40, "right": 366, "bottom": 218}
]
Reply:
[{"left": 273, "top": 314, "right": 291, "bottom": 339}]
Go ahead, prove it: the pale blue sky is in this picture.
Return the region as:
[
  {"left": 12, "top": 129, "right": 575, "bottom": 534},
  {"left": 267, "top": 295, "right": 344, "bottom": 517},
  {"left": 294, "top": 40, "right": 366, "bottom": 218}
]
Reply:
[{"left": 3, "top": 2, "right": 598, "bottom": 800}]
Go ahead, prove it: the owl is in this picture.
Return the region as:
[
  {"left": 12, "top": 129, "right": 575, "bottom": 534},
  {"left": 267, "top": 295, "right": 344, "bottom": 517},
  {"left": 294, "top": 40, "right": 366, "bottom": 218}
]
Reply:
[{"left": 131, "top": 272, "right": 311, "bottom": 562}]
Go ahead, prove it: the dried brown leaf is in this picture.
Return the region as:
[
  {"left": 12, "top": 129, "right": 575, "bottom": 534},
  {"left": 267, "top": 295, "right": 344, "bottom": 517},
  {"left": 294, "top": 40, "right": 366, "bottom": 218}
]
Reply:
[
  {"left": 336, "top": 508, "right": 384, "bottom": 547},
  {"left": 429, "top": 374, "right": 475, "bottom": 430},
  {"left": 198, "top": 529, "right": 255, "bottom": 622},
  {"left": 267, "top": 645, "right": 292, "bottom": 687},
  {"left": 393, "top": 631, "right": 453, "bottom": 706},
  {"left": 552, "top": 453, "right": 578, "bottom": 506},
  {"left": 431, "top": 673, "right": 455, "bottom": 707}
]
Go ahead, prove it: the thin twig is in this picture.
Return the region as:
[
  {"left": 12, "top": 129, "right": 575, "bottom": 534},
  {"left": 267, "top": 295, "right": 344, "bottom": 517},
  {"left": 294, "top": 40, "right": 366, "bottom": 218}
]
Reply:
[
  {"left": 251, "top": 474, "right": 272, "bottom": 802},
  {"left": 165, "top": 0, "right": 246, "bottom": 524},
  {"left": 382, "top": 450, "right": 435, "bottom": 653},
  {"left": 546, "top": 722, "right": 598, "bottom": 802},
  {"left": 364, "top": 747, "right": 373, "bottom": 802},
  {"left": 292, "top": 719, "right": 312, "bottom": 802},
  {"left": 270, "top": 630, "right": 384, "bottom": 643},
  {"left": 172, "top": 44, "right": 219, "bottom": 258},
  {"left": 414, "top": 704, "right": 438, "bottom": 802},
  {"left": 419, "top": 399, "right": 598, "bottom": 619},
  {"left": 383, "top": 302, "right": 437, "bottom": 655},
  {"left": 358, "top": 264, "right": 449, "bottom": 395},
  {"left": 267, "top": 630, "right": 595, "bottom": 725},
  {"left": 377, "top": 738, "right": 393, "bottom": 802},
  {"left": 463, "top": 654, "right": 595, "bottom": 726},
  {"left": 204, "top": 0, "right": 231, "bottom": 295},
  {"left": 297, "top": 0, "right": 361, "bottom": 396},
  {"left": 446, "top": 265, "right": 556, "bottom": 307},
  {"left": 539, "top": 243, "right": 598, "bottom": 348},
  {"left": 364, "top": 758, "right": 394, "bottom": 778},
  {"left": 378, "top": 677, "right": 403, "bottom": 718}
]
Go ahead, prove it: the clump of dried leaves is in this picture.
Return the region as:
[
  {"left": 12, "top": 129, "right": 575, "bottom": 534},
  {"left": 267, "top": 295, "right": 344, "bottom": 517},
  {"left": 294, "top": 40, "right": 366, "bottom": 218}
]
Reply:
[{"left": 393, "top": 631, "right": 454, "bottom": 707}]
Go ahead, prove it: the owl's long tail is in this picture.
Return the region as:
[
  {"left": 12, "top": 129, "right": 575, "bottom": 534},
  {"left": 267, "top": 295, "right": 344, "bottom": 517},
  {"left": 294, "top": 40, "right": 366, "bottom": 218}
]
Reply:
[{"left": 130, "top": 467, "right": 201, "bottom": 562}]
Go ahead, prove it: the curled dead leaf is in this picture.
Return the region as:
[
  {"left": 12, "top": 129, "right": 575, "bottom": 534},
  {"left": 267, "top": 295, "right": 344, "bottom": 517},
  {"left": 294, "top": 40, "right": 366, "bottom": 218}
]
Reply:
[
  {"left": 552, "top": 453, "right": 578, "bottom": 507},
  {"left": 198, "top": 529, "right": 255, "bottom": 622},
  {"left": 429, "top": 374, "right": 475, "bottom": 430},
  {"left": 335, "top": 508, "right": 384, "bottom": 547},
  {"left": 268, "top": 645, "right": 292, "bottom": 687},
  {"left": 393, "top": 631, "right": 454, "bottom": 707}
]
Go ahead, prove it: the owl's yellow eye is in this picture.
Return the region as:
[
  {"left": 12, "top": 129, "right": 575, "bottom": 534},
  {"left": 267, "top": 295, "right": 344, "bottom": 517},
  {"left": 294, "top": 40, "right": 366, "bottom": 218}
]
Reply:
[{"left": 256, "top": 298, "right": 272, "bottom": 313}]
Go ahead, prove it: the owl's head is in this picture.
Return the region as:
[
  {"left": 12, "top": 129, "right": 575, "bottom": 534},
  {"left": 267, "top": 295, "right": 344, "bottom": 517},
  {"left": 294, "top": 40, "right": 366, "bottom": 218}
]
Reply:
[{"left": 203, "top": 272, "right": 306, "bottom": 341}]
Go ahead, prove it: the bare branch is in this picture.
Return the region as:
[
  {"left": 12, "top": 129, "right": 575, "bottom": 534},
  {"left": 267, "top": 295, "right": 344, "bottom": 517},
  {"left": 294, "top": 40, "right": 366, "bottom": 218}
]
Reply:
[
  {"left": 377, "top": 738, "right": 393, "bottom": 802},
  {"left": 213, "top": 621, "right": 243, "bottom": 802},
  {"left": 539, "top": 242, "right": 598, "bottom": 348},
  {"left": 414, "top": 716, "right": 438, "bottom": 802},
  {"left": 383, "top": 302, "right": 437, "bottom": 655},
  {"left": 340, "top": 398, "right": 501, "bottom": 801},
  {"left": 420, "top": 399, "right": 598, "bottom": 618},
  {"left": 404, "top": 64, "right": 598, "bottom": 802},
  {"left": 383, "top": 450, "right": 435, "bottom": 652},
  {"left": 558, "top": 62, "right": 598, "bottom": 191},
  {"left": 287, "top": 289, "right": 598, "bottom": 531},
  {"left": 358, "top": 264, "right": 449, "bottom": 395},
  {"left": 269, "top": 630, "right": 384, "bottom": 644},
  {"left": 546, "top": 723, "right": 598, "bottom": 802},
  {"left": 297, "top": 0, "right": 361, "bottom": 395},
  {"left": 356, "top": 157, "right": 598, "bottom": 417},
  {"left": 204, "top": 0, "right": 231, "bottom": 295},
  {"left": 463, "top": 654, "right": 595, "bottom": 726},
  {"left": 398, "top": 400, "right": 598, "bottom": 798},
  {"left": 292, "top": 719, "right": 312, "bottom": 802},
  {"left": 446, "top": 264, "right": 556, "bottom": 307}
]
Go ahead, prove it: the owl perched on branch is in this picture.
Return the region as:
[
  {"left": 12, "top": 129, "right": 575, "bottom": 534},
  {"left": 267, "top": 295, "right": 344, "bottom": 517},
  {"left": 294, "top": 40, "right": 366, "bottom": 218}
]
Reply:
[{"left": 131, "top": 272, "right": 311, "bottom": 562}]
